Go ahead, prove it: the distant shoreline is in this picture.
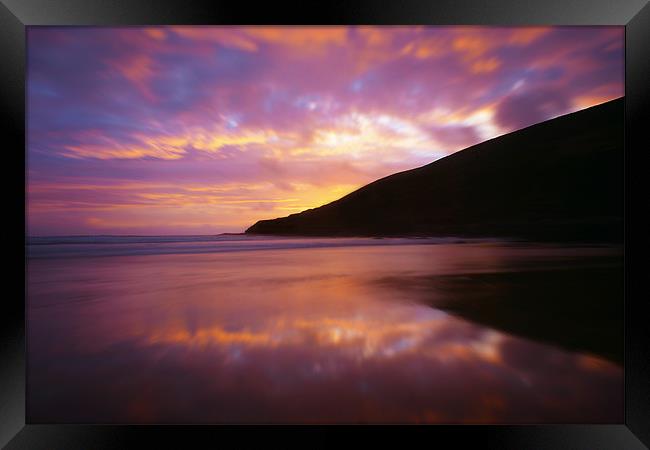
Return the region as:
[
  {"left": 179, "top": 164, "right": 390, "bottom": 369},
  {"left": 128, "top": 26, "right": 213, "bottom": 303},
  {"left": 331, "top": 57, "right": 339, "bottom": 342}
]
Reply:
[{"left": 26, "top": 232, "right": 247, "bottom": 239}]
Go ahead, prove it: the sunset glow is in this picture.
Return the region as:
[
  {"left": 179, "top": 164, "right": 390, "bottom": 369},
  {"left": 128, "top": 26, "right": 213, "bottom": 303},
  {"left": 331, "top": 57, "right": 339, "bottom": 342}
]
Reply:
[{"left": 27, "top": 26, "right": 623, "bottom": 235}]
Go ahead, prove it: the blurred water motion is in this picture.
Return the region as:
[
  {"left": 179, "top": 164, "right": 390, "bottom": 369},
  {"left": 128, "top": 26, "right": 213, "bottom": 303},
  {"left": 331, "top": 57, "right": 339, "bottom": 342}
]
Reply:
[{"left": 27, "top": 237, "right": 623, "bottom": 423}]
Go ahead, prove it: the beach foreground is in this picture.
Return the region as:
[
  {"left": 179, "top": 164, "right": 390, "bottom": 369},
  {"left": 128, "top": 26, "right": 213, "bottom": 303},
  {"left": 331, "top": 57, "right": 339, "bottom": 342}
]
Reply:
[{"left": 27, "top": 236, "right": 622, "bottom": 423}]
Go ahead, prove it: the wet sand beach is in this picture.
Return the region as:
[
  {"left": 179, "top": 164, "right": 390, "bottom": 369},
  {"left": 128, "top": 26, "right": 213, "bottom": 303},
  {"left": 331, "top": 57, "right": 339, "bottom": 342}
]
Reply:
[{"left": 27, "top": 236, "right": 623, "bottom": 423}]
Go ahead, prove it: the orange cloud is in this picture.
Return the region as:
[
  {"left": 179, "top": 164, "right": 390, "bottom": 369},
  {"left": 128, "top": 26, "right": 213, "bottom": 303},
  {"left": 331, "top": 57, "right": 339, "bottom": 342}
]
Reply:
[
  {"left": 110, "top": 55, "right": 157, "bottom": 100},
  {"left": 243, "top": 26, "right": 348, "bottom": 51},
  {"left": 144, "top": 28, "right": 167, "bottom": 41},
  {"left": 401, "top": 36, "right": 446, "bottom": 59},
  {"left": 62, "top": 144, "right": 186, "bottom": 160},
  {"left": 357, "top": 26, "right": 392, "bottom": 46},
  {"left": 509, "top": 27, "right": 550, "bottom": 45},
  {"left": 471, "top": 57, "right": 501, "bottom": 74},
  {"left": 453, "top": 35, "right": 491, "bottom": 58},
  {"left": 170, "top": 27, "right": 259, "bottom": 52}
]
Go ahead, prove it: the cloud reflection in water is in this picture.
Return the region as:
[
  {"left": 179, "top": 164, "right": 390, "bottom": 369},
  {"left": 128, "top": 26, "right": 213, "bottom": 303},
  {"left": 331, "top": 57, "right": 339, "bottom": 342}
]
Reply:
[{"left": 27, "top": 240, "right": 622, "bottom": 423}]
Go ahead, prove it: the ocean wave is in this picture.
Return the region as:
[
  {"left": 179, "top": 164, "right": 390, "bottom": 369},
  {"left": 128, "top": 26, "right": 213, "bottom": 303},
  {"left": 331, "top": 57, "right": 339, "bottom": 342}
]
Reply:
[{"left": 26, "top": 235, "right": 501, "bottom": 259}]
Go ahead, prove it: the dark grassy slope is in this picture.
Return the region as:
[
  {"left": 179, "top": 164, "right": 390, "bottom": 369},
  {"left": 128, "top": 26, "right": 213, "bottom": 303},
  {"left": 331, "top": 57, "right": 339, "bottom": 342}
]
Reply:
[{"left": 247, "top": 98, "right": 623, "bottom": 241}]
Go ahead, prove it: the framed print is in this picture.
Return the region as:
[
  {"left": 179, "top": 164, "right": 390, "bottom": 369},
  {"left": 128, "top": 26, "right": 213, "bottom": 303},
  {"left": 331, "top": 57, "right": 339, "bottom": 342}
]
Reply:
[{"left": 2, "top": 0, "right": 649, "bottom": 448}]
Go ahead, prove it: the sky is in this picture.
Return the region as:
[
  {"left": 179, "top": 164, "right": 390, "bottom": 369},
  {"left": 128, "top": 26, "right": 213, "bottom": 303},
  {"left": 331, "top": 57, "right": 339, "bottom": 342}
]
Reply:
[{"left": 27, "top": 26, "right": 624, "bottom": 236}]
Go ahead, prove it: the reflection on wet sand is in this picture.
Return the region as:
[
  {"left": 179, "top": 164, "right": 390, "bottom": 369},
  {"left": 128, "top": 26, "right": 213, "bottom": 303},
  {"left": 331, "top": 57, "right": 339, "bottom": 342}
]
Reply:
[
  {"left": 27, "top": 241, "right": 622, "bottom": 423},
  {"left": 373, "top": 256, "right": 623, "bottom": 363}
]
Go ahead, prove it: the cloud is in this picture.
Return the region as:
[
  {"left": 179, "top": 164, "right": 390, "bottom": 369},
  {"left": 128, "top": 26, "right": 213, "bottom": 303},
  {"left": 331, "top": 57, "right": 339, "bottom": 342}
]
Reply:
[
  {"left": 27, "top": 26, "right": 624, "bottom": 234},
  {"left": 428, "top": 124, "right": 483, "bottom": 149},
  {"left": 495, "top": 88, "right": 570, "bottom": 130}
]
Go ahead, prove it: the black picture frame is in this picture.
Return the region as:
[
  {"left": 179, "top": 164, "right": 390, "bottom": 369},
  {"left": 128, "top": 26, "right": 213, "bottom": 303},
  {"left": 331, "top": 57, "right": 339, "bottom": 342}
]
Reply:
[{"left": 2, "top": 0, "right": 648, "bottom": 448}]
